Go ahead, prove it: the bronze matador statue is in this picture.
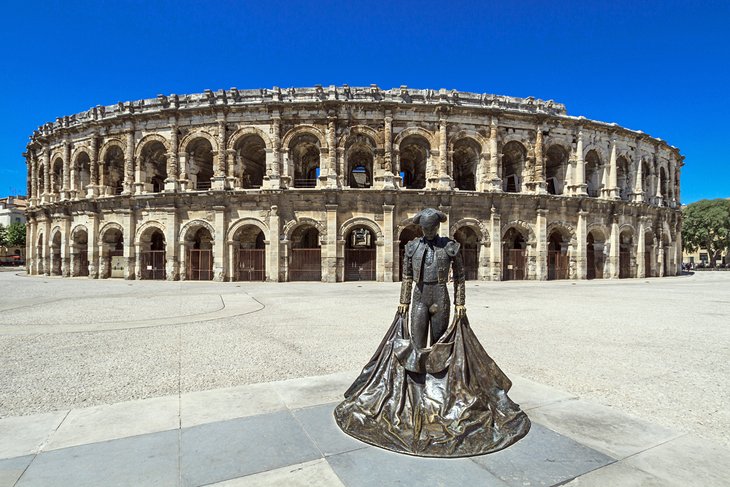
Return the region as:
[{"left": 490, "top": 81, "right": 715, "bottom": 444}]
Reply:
[{"left": 334, "top": 208, "right": 530, "bottom": 457}]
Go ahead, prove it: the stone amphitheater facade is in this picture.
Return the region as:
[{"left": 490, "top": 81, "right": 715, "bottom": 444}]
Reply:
[{"left": 23, "top": 85, "right": 683, "bottom": 282}]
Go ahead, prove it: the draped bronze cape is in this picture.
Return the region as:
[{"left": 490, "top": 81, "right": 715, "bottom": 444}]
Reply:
[{"left": 334, "top": 313, "right": 530, "bottom": 457}]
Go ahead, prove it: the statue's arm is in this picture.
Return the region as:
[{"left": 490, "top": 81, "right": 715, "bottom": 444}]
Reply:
[
  {"left": 399, "top": 247, "right": 413, "bottom": 311},
  {"left": 452, "top": 251, "right": 466, "bottom": 308}
]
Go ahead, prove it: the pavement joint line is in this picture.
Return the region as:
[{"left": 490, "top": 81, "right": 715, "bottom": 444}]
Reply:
[{"left": 13, "top": 409, "right": 71, "bottom": 487}]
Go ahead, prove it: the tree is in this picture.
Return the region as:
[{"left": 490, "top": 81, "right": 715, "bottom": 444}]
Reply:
[
  {"left": 0, "top": 224, "right": 6, "bottom": 247},
  {"left": 5, "top": 222, "right": 25, "bottom": 247},
  {"left": 682, "top": 199, "right": 730, "bottom": 267}
]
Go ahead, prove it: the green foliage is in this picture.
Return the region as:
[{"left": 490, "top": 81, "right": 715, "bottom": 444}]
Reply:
[
  {"left": 682, "top": 199, "right": 730, "bottom": 266},
  {"left": 0, "top": 224, "right": 6, "bottom": 247},
  {"left": 5, "top": 222, "right": 25, "bottom": 247}
]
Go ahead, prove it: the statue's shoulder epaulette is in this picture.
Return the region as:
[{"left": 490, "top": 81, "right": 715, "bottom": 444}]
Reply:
[
  {"left": 444, "top": 239, "right": 461, "bottom": 257},
  {"left": 405, "top": 238, "right": 420, "bottom": 257}
]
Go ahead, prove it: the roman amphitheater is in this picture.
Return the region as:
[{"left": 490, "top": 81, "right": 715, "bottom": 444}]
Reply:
[{"left": 23, "top": 85, "right": 682, "bottom": 282}]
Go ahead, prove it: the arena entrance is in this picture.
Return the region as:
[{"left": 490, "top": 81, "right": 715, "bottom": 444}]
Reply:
[
  {"left": 398, "top": 224, "right": 423, "bottom": 281},
  {"left": 234, "top": 225, "right": 266, "bottom": 281},
  {"left": 344, "top": 227, "right": 376, "bottom": 281},
  {"left": 186, "top": 227, "right": 214, "bottom": 281},
  {"left": 140, "top": 229, "right": 166, "bottom": 280},
  {"left": 619, "top": 229, "right": 634, "bottom": 279},
  {"left": 453, "top": 226, "right": 479, "bottom": 280},
  {"left": 547, "top": 232, "right": 569, "bottom": 280},
  {"left": 100, "top": 227, "right": 124, "bottom": 278},
  {"left": 503, "top": 228, "right": 527, "bottom": 281},
  {"left": 586, "top": 231, "right": 605, "bottom": 280},
  {"left": 71, "top": 227, "right": 89, "bottom": 277},
  {"left": 290, "top": 225, "right": 321, "bottom": 281},
  {"left": 50, "top": 231, "right": 62, "bottom": 276},
  {"left": 644, "top": 231, "right": 655, "bottom": 278}
]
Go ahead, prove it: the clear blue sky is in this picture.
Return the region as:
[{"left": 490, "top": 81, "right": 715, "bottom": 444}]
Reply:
[{"left": 1, "top": 0, "right": 727, "bottom": 203}]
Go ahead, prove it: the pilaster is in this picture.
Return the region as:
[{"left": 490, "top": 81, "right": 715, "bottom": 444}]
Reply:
[
  {"left": 267, "top": 205, "right": 281, "bottom": 281},
  {"left": 488, "top": 118, "right": 502, "bottom": 191},
  {"left": 382, "top": 204, "right": 395, "bottom": 282},
  {"left": 608, "top": 220, "right": 620, "bottom": 279},
  {"left": 123, "top": 210, "right": 136, "bottom": 279},
  {"left": 488, "top": 207, "right": 502, "bottom": 280},
  {"left": 534, "top": 209, "right": 548, "bottom": 280},
  {"left": 323, "top": 204, "right": 338, "bottom": 282},
  {"left": 213, "top": 206, "right": 227, "bottom": 280},
  {"left": 572, "top": 128, "right": 587, "bottom": 196},
  {"left": 576, "top": 210, "right": 588, "bottom": 279},
  {"left": 123, "top": 128, "right": 135, "bottom": 195},
  {"left": 165, "top": 209, "right": 180, "bottom": 280}
]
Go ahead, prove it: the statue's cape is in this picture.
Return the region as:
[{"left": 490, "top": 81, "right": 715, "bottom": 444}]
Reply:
[{"left": 334, "top": 313, "right": 530, "bottom": 457}]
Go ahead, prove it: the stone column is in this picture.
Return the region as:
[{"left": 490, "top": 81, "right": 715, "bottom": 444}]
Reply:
[
  {"left": 61, "top": 140, "right": 71, "bottom": 200},
  {"left": 322, "top": 117, "right": 338, "bottom": 188},
  {"left": 43, "top": 219, "right": 51, "bottom": 275},
  {"left": 26, "top": 218, "right": 35, "bottom": 274},
  {"left": 657, "top": 245, "right": 665, "bottom": 278},
  {"left": 324, "top": 205, "right": 338, "bottom": 282},
  {"left": 637, "top": 219, "right": 646, "bottom": 278},
  {"left": 212, "top": 118, "right": 228, "bottom": 190},
  {"left": 124, "top": 211, "right": 136, "bottom": 279},
  {"left": 576, "top": 210, "right": 588, "bottom": 279},
  {"left": 30, "top": 152, "right": 38, "bottom": 205},
  {"left": 213, "top": 206, "right": 227, "bottom": 280},
  {"left": 489, "top": 207, "right": 502, "bottom": 280},
  {"left": 179, "top": 241, "right": 188, "bottom": 281},
  {"left": 655, "top": 171, "right": 663, "bottom": 206},
  {"left": 61, "top": 217, "right": 71, "bottom": 277},
  {"left": 478, "top": 239, "right": 490, "bottom": 281},
  {"left": 43, "top": 147, "right": 51, "bottom": 203},
  {"left": 632, "top": 158, "right": 644, "bottom": 203},
  {"left": 265, "top": 114, "right": 282, "bottom": 189},
  {"left": 376, "top": 112, "right": 397, "bottom": 189},
  {"left": 124, "top": 128, "right": 135, "bottom": 195},
  {"left": 436, "top": 117, "right": 453, "bottom": 190},
  {"left": 535, "top": 209, "right": 548, "bottom": 280},
  {"left": 165, "top": 119, "right": 179, "bottom": 192},
  {"left": 668, "top": 159, "right": 676, "bottom": 207},
  {"left": 608, "top": 220, "right": 620, "bottom": 278},
  {"left": 573, "top": 129, "right": 587, "bottom": 195},
  {"left": 88, "top": 213, "right": 99, "bottom": 278},
  {"left": 488, "top": 119, "right": 501, "bottom": 191},
  {"left": 382, "top": 204, "right": 395, "bottom": 282},
  {"left": 88, "top": 135, "right": 99, "bottom": 198},
  {"left": 268, "top": 205, "right": 280, "bottom": 281},
  {"left": 534, "top": 127, "right": 546, "bottom": 194},
  {"left": 165, "top": 210, "right": 179, "bottom": 280},
  {"left": 605, "top": 136, "right": 618, "bottom": 199}
]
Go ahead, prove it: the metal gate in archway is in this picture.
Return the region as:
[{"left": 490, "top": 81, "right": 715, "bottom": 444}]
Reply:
[
  {"left": 503, "top": 249, "right": 527, "bottom": 281},
  {"left": 547, "top": 251, "right": 569, "bottom": 280},
  {"left": 461, "top": 248, "right": 478, "bottom": 280},
  {"left": 78, "top": 250, "right": 89, "bottom": 277},
  {"left": 344, "top": 249, "right": 376, "bottom": 281},
  {"left": 619, "top": 250, "right": 631, "bottom": 278},
  {"left": 187, "top": 249, "right": 213, "bottom": 280},
  {"left": 140, "top": 250, "right": 166, "bottom": 280},
  {"left": 238, "top": 249, "right": 266, "bottom": 281},
  {"left": 290, "top": 248, "right": 321, "bottom": 281}
]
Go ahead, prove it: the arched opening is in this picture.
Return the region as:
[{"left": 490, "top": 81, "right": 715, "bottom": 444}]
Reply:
[
  {"left": 290, "top": 134, "right": 320, "bottom": 188},
  {"left": 290, "top": 225, "right": 321, "bottom": 281},
  {"left": 547, "top": 230, "right": 570, "bottom": 280},
  {"left": 617, "top": 156, "right": 630, "bottom": 201},
  {"left": 75, "top": 152, "right": 91, "bottom": 196},
  {"left": 139, "top": 141, "right": 168, "bottom": 193},
  {"left": 662, "top": 233, "right": 671, "bottom": 276},
  {"left": 234, "top": 135, "right": 266, "bottom": 189},
  {"left": 644, "top": 231, "right": 655, "bottom": 277},
  {"left": 346, "top": 135, "right": 375, "bottom": 188},
  {"left": 452, "top": 139, "right": 479, "bottom": 191},
  {"left": 100, "top": 227, "right": 124, "bottom": 278},
  {"left": 140, "top": 228, "right": 167, "bottom": 280},
  {"left": 586, "top": 231, "right": 606, "bottom": 280},
  {"left": 102, "top": 146, "right": 125, "bottom": 195},
  {"left": 71, "top": 228, "right": 89, "bottom": 277},
  {"left": 585, "top": 150, "right": 602, "bottom": 197},
  {"left": 453, "top": 226, "right": 479, "bottom": 280},
  {"left": 185, "top": 227, "right": 213, "bottom": 281},
  {"left": 660, "top": 167, "right": 669, "bottom": 206},
  {"left": 187, "top": 138, "right": 214, "bottom": 191},
  {"left": 641, "top": 161, "right": 652, "bottom": 201},
  {"left": 234, "top": 225, "right": 266, "bottom": 281},
  {"left": 619, "top": 229, "right": 634, "bottom": 278},
  {"left": 37, "top": 164, "right": 46, "bottom": 197},
  {"left": 398, "top": 224, "right": 423, "bottom": 281},
  {"left": 50, "top": 231, "right": 62, "bottom": 275},
  {"left": 503, "top": 227, "right": 528, "bottom": 281},
  {"left": 545, "top": 145, "right": 568, "bottom": 195},
  {"left": 399, "top": 135, "right": 428, "bottom": 189},
  {"left": 502, "top": 141, "right": 526, "bottom": 193},
  {"left": 344, "top": 227, "right": 376, "bottom": 281},
  {"left": 51, "top": 158, "right": 63, "bottom": 195}
]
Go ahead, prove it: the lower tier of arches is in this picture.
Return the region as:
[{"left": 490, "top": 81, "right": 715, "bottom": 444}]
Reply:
[{"left": 25, "top": 191, "right": 682, "bottom": 282}]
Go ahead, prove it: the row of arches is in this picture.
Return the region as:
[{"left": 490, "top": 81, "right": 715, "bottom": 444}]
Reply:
[
  {"left": 29, "top": 126, "right": 680, "bottom": 207},
  {"left": 31, "top": 216, "right": 677, "bottom": 282}
]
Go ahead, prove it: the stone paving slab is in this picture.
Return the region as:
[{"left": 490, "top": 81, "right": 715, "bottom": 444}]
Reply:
[{"left": 2, "top": 370, "right": 729, "bottom": 486}]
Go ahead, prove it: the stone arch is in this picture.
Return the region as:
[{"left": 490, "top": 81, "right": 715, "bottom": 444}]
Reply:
[
  {"left": 136, "top": 221, "right": 167, "bottom": 245},
  {"left": 99, "top": 221, "right": 124, "bottom": 240},
  {"left": 343, "top": 131, "right": 378, "bottom": 189},
  {"left": 70, "top": 224, "right": 90, "bottom": 277},
  {"left": 448, "top": 130, "right": 488, "bottom": 152},
  {"left": 501, "top": 220, "right": 536, "bottom": 245},
  {"left": 338, "top": 217, "right": 383, "bottom": 241},
  {"left": 71, "top": 224, "right": 89, "bottom": 241},
  {"left": 584, "top": 149, "right": 603, "bottom": 197},
  {"left": 134, "top": 134, "right": 170, "bottom": 159},
  {"left": 180, "top": 219, "right": 215, "bottom": 243},
  {"left": 283, "top": 217, "right": 327, "bottom": 244},
  {"left": 501, "top": 221, "right": 533, "bottom": 281},
  {"left": 49, "top": 226, "right": 63, "bottom": 276},
  {"left": 545, "top": 143, "right": 570, "bottom": 195},
  {"left": 337, "top": 125, "right": 383, "bottom": 149},
  {"left": 227, "top": 218, "right": 269, "bottom": 243},
  {"left": 179, "top": 130, "right": 219, "bottom": 154},
  {"left": 393, "top": 127, "right": 436, "bottom": 150},
  {"left": 582, "top": 142, "right": 608, "bottom": 162},
  {"left": 99, "top": 139, "right": 125, "bottom": 162},
  {"left": 227, "top": 126, "right": 274, "bottom": 151},
  {"left": 450, "top": 136, "right": 482, "bottom": 191},
  {"left": 547, "top": 221, "right": 576, "bottom": 280},
  {"left": 71, "top": 145, "right": 91, "bottom": 164},
  {"left": 501, "top": 140, "right": 528, "bottom": 193},
  {"left": 449, "top": 218, "right": 489, "bottom": 243},
  {"left": 586, "top": 223, "right": 609, "bottom": 242},
  {"left": 281, "top": 125, "right": 327, "bottom": 150},
  {"left": 72, "top": 147, "right": 93, "bottom": 191},
  {"left": 546, "top": 221, "right": 576, "bottom": 242}
]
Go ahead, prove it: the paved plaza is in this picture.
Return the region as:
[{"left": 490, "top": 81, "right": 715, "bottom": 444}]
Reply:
[{"left": 1, "top": 270, "right": 729, "bottom": 486}]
